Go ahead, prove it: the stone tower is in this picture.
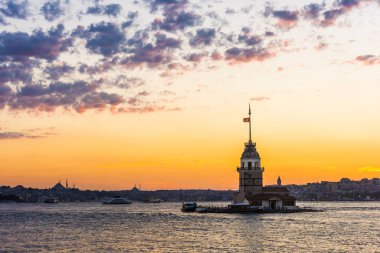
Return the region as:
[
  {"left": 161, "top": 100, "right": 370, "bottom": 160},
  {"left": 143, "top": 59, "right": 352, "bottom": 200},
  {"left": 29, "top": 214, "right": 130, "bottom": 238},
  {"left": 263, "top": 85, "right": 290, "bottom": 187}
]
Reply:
[{"left": 234, "top": 104, "right": 264, "bottom": 203}]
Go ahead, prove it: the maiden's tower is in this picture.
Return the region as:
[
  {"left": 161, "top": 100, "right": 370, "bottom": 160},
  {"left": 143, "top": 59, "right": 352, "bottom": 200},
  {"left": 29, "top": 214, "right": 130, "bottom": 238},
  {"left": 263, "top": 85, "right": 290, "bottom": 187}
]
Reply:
[{"left": 233, "top": 105, "right": 297, "bottom": 210}]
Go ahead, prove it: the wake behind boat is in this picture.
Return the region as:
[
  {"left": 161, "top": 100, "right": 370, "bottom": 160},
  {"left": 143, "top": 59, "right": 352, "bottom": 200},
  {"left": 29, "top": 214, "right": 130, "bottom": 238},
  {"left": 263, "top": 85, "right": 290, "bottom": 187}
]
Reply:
[{"left": 102, "top": 196, "right": 132, "bottom": 204}]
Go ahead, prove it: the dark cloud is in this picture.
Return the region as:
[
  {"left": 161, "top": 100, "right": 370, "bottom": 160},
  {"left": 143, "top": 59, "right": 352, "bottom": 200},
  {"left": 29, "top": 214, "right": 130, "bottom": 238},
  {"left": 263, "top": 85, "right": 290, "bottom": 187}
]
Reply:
[
  {"left": 122, "top": 20, "right": 134, "bottom": 28},
  {"left": 46, "top": 64, "right": 75, "bottom": 80},
  {"left": 152, "top": 11, "right": 201, "bottom": 32},
  {"left": 272, "top": 10, "right": 299, "bottom": 28},
  {"left": 0, "top": 1, "right": 28, "bottom": 19},
  {"left": 41, "top": 0, "right": 63, "bottom": 21},
  {"left": 121, "top": 12, "right": 138, "bottom": 28},
  {"left": 0, "top": 15, "right": 6, "bottom": 25},
  {"left": 302, "top": 3, "right": 323, "bottom": 20},
  {"left": 6, "top": 80, "right": 125, "bottom": 113},
  {"left": 75, "top": 92, "right": 124, "bottom": 113},
  {"left": 321, "top": 8, "right": 345, "bottom": 26},
  {"left": 190, "top": 28, "right": 215, "bottom": 46},
  {"left": 0, "top": 84, "right": 12, "bottom": 95},
  {"left": 77, "top": 22, "right": 125, "bottom": 56},
  {"left": 0, "top": 63, "right": 32, "bottom": 85},
  {"left": 0, "top": 24, "right": 72, "bottom": 62},
  {"left": 121, "top": 33, "right": 181, "bottom": 68},
  {"left": 318, "top": 0, "right": 365, "bottom": 26},
  {"left": 238, "top": 34, "right": 262, "bottom": 46},
  {"left": 185, "top": 53, "right": 206, "bottom": 62},
  {"left": 79, "top": 61, "right": 114, "bottom": 74},
  {"left": 272, "top": 10, "right": 298, "bottom": 20},
  {"left": 339, "top": 0, "right": 360, "bottom": 9},
  {"left": 225, "top": 47, "right": 272, "bottom": 64},
  {"left": 356, "top": 55, "right": 380, "bottom": 65},
  {"left": 86, "top": 4, "right": 122, "bottom": 17},
  {"left": 0, "top": 132, "right": 43, "bottom": 139}
]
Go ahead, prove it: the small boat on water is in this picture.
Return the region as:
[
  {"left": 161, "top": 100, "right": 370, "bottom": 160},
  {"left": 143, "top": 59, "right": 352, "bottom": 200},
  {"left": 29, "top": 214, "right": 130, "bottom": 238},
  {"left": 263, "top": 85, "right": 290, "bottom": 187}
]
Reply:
[
  {"left": 102, "top": 196, "right": 132, "bottom": 205},
  {"left": 181, "top": 202, "right": 197, "bottom": 212},
  {"left": 44, "top": 196, "right": 59, "bottom": 203},
  {"left": 143, "top": 198, "right": 163, "bottom": 203}
]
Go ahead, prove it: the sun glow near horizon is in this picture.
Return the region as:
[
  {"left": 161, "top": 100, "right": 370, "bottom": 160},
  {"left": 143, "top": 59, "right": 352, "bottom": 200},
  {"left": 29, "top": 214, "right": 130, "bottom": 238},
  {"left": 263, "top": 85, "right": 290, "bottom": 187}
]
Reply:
[{"left": 1, "top": 0, "right": 380, "bottom": 190}]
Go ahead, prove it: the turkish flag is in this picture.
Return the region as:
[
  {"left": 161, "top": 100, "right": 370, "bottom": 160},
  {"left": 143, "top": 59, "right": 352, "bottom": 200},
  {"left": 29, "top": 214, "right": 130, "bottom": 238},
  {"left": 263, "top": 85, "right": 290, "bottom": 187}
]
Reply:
[{"left": 243, "top": 118, "right": 250, "bottom": 122}]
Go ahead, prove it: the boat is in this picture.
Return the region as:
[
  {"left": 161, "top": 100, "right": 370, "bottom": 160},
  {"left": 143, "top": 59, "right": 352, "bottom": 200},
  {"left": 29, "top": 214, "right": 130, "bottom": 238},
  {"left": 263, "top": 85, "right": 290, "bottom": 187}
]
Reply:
[
  {"left": 102, "top": 196, "right": 132, "bottom": 204},
  {"left": 44, "top": 196, "right": 59, "bottom": 203},
  {"left": 143, "top": 198, "right": 163, "bottom": 203},
  {"left": 181, "top": 202, "right": 197, "bottom": 212}
]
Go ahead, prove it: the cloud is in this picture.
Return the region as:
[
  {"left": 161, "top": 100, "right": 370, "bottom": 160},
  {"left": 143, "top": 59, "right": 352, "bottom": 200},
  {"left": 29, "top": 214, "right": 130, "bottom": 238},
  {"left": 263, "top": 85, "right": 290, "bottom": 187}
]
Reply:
[
  {"left": 121, "top": 33, "right": 181, "bottom": 68},
  {"left": 321, "top": 8, "right": 345, "bottom": 26},
  {"left": 250, "top": 96, "right": 270, "bottom": 101},
  {"left": 319, "top": 0, "right": 366, "bottom": 27},
  {"left": 355, "top": 55, "right": 380, "bottom": 65},
  {"left": 0, "top": 126, "right": 58, "bottom": 139},
  {"left": 76, "top": 22, "right": 125, "bottom": 56},
  {"left": 185, "top": 53, "right": 206, "bottom": 62},
  {"left": 41, "top": 0, "right": 63, "bottom": 21},
  {"left": 86, "top": 3, "right": 122, "bottom": 17},
  {"left": 122, "top": 12, "right": 138, "bottom": 28},
  {"left": 238, "top": 34, "right": 262, "bottom": 46},
  {"left": 114, "top": 76, "right": 145, "bottom": 89},
  {"left": 225, "top": 47, "right": 272, "bottom": 64},
  {"left": 0, "top": 132, "right": 43, "bottom": 139},
  {"left": 152, "top": 11, "right": 201, "bottom": 32},
  {"left": 0, "top": 16, "right": 6, "bottom": 25},
  {"left": 0, "top": 24, "right": 72, "bottom": 62},
  {"left": 189, "top": 28, "right": 216, "bottom": 46},
  {"left": 272, "top": 10, "right": 299, "bottom": 28},
  {"left": 302, "top": 3, "right": 324, "bottom": 20},
  {"left": 46, "top": 63, "right": 75, "bottom": 80},
  {"left": 0, "top": 63, "right": 32, "bottom": 85},
  {"left": 0, "top": 0, "right": 28, "bottom": 19},
  {"left": 7, "top": 80, "right": 124, "bottom": 113}
]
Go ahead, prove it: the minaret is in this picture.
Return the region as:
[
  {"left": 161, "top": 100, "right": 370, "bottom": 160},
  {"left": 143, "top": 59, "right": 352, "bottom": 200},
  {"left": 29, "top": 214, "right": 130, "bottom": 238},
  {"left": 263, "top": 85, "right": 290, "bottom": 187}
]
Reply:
[
  {"left": 65, "top": 179, "right": 68, "bottom": 189},
  {"left": 277, "top": 176, "right": 282, "bottom": 186},
  {"left": 233, "top": 104, "right": 264, "bottom": 204}
]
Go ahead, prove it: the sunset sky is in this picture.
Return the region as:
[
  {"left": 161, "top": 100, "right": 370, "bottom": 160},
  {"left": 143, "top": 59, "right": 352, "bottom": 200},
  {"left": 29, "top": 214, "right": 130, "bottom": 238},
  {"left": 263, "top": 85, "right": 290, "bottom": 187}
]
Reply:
[{"left": 0, "top": 0, "right": 379, "bottom": 190}]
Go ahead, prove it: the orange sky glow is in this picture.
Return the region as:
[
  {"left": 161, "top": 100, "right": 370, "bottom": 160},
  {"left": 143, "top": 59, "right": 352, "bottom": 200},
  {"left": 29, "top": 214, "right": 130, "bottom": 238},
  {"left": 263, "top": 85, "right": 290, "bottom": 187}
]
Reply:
[{"left": 0, "top": 0, "right": 379, "bottom": 190}]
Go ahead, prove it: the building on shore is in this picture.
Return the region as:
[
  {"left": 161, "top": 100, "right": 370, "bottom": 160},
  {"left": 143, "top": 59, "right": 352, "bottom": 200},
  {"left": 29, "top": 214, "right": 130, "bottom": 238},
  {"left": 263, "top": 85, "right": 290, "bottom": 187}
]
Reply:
[{"left": 233, "top": 105, "right": 297, "bottom": 210}]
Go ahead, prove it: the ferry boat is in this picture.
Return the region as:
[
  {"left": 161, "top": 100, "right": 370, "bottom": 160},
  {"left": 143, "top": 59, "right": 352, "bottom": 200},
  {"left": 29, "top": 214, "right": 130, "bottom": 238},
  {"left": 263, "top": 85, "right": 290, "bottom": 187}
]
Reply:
[
  {"left": 44, "top": 196, "right": 59, "bottom": 203},
  {"left": 181, "top": 202, "right": 197, "bottom": 212},
  {"left": 102, "top": 196, "right": 132, "bottom": 204},
  {"left": 143, "top": 198, "right": 163, "bottom": 203}
]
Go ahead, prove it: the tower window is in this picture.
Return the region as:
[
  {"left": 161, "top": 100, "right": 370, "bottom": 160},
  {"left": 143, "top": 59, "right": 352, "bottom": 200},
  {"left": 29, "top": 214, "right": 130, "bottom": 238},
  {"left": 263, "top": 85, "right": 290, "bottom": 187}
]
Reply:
[
  {"left": 248, "top": 162, "right": 252, "bottom": 169},
  {"left": 255, "top": 162, "right": 259, "bottom": 168}
]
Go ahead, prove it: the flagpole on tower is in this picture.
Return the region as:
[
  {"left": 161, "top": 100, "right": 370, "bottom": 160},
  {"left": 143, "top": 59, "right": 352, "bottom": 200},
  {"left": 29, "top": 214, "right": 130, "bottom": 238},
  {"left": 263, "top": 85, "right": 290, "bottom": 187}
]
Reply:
[{"left": 249, "top": 103, "right": 252, "bottom": 142}]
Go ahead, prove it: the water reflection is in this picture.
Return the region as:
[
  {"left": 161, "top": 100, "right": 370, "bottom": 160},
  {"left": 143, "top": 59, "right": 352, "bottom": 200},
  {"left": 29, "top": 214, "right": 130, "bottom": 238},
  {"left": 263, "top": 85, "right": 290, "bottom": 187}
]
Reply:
[{"left": 0, "top": 202, "right": 379, "bottom": 252}]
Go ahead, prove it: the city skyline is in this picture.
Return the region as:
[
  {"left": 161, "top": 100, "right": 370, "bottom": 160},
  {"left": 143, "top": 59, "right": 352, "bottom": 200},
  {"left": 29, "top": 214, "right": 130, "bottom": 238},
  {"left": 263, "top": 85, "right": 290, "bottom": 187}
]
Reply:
[{"left": 1, "top": 0, "right": 380, "bottom": 190}]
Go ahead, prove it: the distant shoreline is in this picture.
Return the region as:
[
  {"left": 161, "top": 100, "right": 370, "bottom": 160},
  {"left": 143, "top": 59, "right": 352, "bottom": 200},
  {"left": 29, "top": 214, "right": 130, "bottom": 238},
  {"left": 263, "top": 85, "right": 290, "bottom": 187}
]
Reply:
[{"left": 1, "top": 177, "right": 380, "bottom": 202}]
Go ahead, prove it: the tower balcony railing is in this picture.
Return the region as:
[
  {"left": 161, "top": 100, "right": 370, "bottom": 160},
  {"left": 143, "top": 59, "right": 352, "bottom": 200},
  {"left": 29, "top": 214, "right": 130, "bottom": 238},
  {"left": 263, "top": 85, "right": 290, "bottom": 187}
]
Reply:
[
  {"left": 245, "top": 141, "right": 256, "bottom": 147},
  {"left": 237, "top": 166, "right": 264, "bottom": 172}
]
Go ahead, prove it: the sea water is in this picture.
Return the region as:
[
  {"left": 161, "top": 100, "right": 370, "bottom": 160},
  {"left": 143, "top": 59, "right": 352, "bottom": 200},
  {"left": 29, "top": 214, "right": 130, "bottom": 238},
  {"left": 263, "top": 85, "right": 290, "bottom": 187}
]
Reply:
[{"left": 0, "top": 202, "right": 379, "bottom": 252}]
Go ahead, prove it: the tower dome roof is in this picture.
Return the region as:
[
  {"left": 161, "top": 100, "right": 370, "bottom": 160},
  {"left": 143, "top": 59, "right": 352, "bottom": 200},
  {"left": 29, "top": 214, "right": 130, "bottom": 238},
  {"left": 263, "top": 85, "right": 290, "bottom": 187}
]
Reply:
[{"left": 241, "top": 141, "right": 260, "bottom": 159}]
